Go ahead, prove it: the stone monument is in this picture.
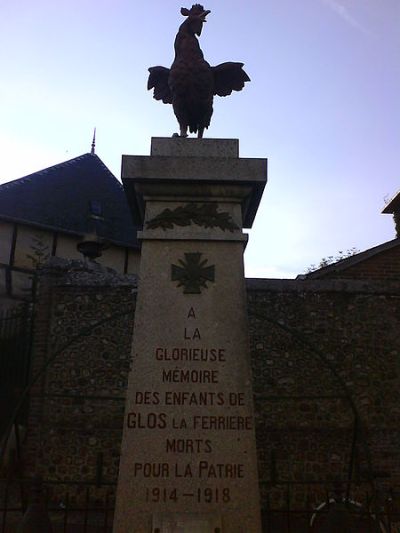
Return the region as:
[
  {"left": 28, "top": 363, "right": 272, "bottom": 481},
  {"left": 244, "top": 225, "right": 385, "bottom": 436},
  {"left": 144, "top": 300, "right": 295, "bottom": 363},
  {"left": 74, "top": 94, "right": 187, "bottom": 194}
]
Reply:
[{"left": 114, "top": 137, "right": 267, "bottom": 532}]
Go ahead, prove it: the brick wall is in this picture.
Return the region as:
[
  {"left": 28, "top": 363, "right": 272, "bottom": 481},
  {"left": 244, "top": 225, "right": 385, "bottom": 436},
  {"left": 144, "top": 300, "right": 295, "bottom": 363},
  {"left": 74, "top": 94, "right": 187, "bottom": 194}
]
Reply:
[
  {"left": 336, "top": 245, "right": 400, "bottom": 280},
  {"left": 311, "top": 241, "right": 400, "bottom": 281}
]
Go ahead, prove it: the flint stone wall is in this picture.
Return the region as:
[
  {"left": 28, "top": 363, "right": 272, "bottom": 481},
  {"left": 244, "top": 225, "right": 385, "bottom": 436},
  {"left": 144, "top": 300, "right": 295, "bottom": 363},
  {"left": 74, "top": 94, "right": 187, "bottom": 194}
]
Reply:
[
  {"left": 22, "top": 259, "right": 136, "bottom": 502},
  {"left": 248, "top": 278, "right": 400, "bottom": 509}
]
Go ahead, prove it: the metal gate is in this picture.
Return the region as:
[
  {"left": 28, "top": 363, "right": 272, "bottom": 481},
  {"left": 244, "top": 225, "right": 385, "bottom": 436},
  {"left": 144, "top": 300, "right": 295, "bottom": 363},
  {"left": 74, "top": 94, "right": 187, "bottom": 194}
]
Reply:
[{"left": 0, "top": 305, "right": 33, "bottom": 445}]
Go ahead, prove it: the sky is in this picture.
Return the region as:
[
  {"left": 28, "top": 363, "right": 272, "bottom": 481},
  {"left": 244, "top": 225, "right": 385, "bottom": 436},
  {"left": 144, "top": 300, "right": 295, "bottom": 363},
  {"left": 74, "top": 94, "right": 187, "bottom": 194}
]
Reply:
[{"left": 0, "top": 0, "right": 399, "bottom": 278}]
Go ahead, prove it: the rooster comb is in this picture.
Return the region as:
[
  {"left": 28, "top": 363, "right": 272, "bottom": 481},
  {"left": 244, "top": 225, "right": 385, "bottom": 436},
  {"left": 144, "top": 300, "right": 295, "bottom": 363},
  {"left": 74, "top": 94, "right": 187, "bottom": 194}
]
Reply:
[{"left": 181, "top": 4, "right": 209, "bottom": 17}]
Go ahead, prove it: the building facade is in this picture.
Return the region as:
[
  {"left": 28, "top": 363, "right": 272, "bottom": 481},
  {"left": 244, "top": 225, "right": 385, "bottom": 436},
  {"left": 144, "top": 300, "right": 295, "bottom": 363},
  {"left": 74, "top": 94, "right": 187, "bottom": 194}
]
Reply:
[{"left": 0, "top": 152, "right": 140, "bottom": 310}]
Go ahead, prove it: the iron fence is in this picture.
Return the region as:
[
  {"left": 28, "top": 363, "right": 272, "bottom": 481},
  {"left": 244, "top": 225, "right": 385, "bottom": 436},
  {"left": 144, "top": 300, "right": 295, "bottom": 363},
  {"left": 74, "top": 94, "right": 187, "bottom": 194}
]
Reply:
[
  {"left": 0, "top": 478, "right": 115, "bottom": 533},
  {"left": 0, "top": 305, "right": 33, "bottom": 414}
]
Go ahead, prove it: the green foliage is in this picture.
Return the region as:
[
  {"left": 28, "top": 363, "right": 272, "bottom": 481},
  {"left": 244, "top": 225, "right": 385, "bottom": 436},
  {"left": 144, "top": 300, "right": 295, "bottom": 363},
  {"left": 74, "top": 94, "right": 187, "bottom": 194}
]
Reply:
[{"left": 306, "top": 247, "right": 359, "bottom": 274}]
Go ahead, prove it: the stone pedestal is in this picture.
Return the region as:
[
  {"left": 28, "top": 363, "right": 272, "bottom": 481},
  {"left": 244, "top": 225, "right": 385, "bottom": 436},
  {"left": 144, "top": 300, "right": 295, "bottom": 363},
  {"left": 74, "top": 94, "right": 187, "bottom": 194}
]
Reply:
[{"left": 114, "top": 138, "right": 267, "bottom": 533}]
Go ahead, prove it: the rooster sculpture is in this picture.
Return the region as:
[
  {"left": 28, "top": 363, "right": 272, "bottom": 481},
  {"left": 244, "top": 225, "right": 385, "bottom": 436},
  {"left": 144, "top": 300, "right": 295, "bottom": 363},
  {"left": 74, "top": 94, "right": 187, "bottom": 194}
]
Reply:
[{"left": 147, "top": 4, "right": 250, "bottom": 138}]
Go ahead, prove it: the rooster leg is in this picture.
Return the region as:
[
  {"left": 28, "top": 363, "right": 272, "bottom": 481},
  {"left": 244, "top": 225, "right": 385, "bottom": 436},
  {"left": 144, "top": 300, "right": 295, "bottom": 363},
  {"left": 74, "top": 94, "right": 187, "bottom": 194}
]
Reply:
[
  {"left": 197, "top": 127, "right": 204, "bottom": 139},
  {"left": 179, "top": 124, "right": 188, "bottom": 137}
]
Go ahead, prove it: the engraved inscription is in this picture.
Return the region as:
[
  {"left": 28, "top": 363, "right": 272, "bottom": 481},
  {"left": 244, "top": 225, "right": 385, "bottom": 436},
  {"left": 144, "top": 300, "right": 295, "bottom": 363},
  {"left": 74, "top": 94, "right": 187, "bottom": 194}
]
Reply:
[
  {"left": 162, "top": 368, "right": 219, "bottom": 383},
  {"left": 155, "top": 347, "right": 225, "bottom": 361},
  {"left": 132, "top": 462, "right": 245, "bottom": 479},
  {"left": 165, "top": 439, "right": 212, "bottom": 453},
  {"left": 125, "top": 305, "right": 255, "bottom": 509}
]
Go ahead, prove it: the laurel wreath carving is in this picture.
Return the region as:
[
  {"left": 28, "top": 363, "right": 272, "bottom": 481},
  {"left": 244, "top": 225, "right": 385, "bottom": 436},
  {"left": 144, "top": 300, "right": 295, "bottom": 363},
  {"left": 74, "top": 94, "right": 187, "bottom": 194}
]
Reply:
[{"left": 146, "top": 203, "right": 239, "bottom": 232}]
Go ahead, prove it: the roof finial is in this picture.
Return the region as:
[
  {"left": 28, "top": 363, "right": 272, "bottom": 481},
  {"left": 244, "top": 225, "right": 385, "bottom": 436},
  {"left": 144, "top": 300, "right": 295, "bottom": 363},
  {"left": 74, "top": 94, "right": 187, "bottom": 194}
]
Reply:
[{"left": 91, "top": 127, "right": 96, "bottom": 155}]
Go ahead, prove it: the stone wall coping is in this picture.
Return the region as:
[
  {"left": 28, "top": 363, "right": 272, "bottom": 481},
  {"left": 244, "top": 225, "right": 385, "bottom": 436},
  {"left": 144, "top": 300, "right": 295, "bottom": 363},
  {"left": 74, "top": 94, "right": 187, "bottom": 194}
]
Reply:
[
  {"left": 38, "top": 258, "right": 137, "bottom": 288},
  {"left": 53, "top": 276, "right": 137, "bottom": 288},
  {"left": 246, "top": 277, "right": 400, "bottom": 295}
]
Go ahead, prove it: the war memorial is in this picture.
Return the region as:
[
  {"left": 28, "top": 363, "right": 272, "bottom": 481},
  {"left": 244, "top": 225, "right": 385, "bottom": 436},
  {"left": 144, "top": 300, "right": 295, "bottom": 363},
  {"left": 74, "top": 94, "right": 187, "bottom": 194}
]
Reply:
[
  {"left": 113, "top": 5, "right": 264, "bottom": 531},
  {"left": 1, "top": 4, "right": 400, "bottom": 533}
]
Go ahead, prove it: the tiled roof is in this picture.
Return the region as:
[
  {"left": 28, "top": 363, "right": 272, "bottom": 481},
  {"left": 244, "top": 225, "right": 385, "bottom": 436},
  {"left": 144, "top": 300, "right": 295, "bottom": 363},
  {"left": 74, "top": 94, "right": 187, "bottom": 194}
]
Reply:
[{"left": 0, "top": 153, "right": 139, "bottom": 248}]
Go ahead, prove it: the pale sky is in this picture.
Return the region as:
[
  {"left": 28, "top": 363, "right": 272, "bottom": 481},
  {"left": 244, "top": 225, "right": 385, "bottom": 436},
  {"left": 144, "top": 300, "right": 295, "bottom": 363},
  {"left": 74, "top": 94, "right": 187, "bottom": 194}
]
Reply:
[{"left": 0, "top": 0, "right": 399, "bottom": 278}]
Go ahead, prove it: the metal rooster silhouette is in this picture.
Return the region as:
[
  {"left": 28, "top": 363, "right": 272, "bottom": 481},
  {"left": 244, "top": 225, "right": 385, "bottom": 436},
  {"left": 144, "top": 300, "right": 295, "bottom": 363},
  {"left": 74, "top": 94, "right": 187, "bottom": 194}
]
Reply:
[{"left": 147, "top": 4, "right": 250, "bottom": 138}]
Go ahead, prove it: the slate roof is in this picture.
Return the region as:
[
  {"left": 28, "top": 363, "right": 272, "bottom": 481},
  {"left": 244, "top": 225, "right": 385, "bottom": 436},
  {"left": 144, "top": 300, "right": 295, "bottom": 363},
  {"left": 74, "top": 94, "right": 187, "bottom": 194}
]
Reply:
[{"left": 0, "top": 153, "right": 139, "bottom": 248}]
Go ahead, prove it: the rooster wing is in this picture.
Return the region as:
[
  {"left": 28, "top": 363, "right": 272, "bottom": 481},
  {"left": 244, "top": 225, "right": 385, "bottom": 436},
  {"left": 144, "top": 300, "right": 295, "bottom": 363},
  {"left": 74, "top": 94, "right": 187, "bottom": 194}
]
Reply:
[
  {"left": 212, "top": 62, "right": 250, "bottom": 97},
  {"left": 147, "top": 66, "right": 172, "bottom": 104}
]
